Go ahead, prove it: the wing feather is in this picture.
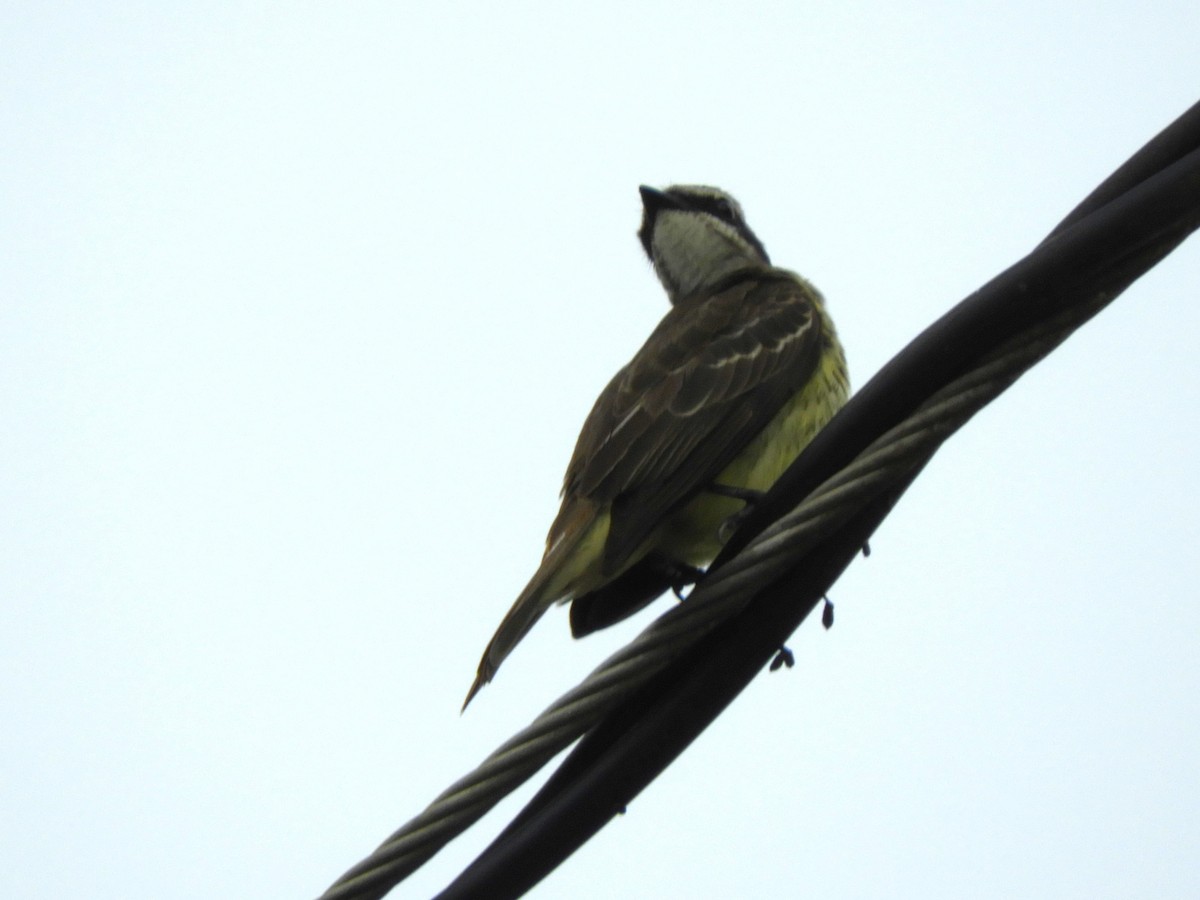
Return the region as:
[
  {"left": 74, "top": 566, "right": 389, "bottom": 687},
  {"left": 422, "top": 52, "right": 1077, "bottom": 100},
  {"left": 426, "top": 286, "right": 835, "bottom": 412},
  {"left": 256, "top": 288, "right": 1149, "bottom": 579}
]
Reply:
[{"left": 554, "top": 270, "right": 824, "bottom": 572}]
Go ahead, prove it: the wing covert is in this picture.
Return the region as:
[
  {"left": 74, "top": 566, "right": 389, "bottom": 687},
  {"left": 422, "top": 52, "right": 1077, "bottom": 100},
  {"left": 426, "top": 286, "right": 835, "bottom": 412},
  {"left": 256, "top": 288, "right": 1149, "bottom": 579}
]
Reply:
[{"left": 556, "top": 269, "right": 826, "bottom": 572}]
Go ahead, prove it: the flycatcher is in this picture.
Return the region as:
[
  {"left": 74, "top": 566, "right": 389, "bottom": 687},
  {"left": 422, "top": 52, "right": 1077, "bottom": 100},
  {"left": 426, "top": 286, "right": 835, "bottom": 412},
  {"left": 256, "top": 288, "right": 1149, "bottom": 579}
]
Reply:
[{"left": 464, "top": 185, "right": 848, "bottom": 708}]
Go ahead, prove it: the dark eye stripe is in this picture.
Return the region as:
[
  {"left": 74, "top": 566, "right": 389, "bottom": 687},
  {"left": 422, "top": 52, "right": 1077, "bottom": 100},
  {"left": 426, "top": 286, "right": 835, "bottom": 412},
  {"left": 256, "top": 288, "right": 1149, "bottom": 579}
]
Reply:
[{"left": 668, "top": 191, "right": 740, "bottom": 224}]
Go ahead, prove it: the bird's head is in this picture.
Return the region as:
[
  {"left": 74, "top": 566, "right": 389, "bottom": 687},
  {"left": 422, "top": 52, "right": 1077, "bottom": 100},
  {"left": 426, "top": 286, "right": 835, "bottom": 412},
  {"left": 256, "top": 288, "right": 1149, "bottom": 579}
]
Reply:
[{"left": 637, "top": 185, "right": 771, "bottom": 303}]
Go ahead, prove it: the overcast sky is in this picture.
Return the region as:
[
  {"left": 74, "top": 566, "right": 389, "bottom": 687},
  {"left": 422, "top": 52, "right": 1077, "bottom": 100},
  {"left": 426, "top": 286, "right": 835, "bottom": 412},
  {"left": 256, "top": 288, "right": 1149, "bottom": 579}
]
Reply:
[{"left": 3, "top": 4, "right": 1199, "bottom": 898}]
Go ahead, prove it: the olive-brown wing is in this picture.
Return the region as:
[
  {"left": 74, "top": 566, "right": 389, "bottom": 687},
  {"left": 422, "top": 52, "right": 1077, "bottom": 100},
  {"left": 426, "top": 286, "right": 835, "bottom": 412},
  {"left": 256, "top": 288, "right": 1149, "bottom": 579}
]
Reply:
[{"left": 559, "top": 271, "right": 825, "bottom": 572}]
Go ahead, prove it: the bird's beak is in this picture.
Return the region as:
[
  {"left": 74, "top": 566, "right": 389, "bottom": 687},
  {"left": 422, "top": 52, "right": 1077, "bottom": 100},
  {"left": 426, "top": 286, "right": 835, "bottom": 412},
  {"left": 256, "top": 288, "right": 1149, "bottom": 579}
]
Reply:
[{"left": 638, "top": 185, "right": 683, "bottom": 213}]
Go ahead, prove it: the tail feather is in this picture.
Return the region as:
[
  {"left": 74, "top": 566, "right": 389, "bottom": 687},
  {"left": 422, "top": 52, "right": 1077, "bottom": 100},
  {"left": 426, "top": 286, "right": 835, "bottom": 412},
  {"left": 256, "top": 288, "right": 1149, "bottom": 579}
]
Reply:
[
  {"left": 462, "top": 569, "right": 557, "bottom": 710},
  {"left": 461, "top": 502, "right": 606, "bottom": 710}
]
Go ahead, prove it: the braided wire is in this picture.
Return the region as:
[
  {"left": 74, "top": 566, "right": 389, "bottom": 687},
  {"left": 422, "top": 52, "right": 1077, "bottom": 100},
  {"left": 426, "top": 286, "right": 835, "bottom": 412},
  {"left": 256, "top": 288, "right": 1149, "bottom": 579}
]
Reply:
[{"left": 319, "top": 285, "right": 1107, "bottom": 900}]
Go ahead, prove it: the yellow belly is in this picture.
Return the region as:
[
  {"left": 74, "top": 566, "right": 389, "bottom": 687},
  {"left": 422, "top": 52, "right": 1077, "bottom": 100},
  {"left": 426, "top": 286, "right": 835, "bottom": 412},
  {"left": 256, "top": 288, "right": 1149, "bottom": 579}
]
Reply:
[{"left": 657, "top": 342, "right": 849, "bottom": 566}]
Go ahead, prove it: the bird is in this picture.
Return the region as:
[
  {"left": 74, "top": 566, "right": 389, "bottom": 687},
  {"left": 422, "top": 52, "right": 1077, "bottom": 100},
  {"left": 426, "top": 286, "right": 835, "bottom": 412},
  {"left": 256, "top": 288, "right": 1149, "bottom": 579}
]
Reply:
[{"left": 463, "top": 184, "right": 848, "bottom": 709}]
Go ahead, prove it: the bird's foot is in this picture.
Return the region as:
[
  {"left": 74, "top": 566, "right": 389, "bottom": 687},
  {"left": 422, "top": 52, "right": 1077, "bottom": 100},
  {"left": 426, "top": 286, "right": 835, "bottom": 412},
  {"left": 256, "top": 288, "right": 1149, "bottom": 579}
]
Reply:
[
  {"left": 668, "top": 561, "right": 705, "bottom": 600},
  {"left": 769, "top": 645, "right": 795, "bottom": 671},
  {"left": 707, "top": 483, "right": 765, "bottom": 504},
  {"left": 708, "top": 483, "right": 765, "bottom": 544}
]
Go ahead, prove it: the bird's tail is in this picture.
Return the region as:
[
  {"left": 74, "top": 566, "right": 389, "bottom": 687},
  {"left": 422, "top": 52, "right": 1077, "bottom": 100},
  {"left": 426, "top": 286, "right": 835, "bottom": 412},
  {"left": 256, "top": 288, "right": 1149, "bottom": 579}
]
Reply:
[{"left": 462, "top": 503, "right": 603, "bottom": 710}]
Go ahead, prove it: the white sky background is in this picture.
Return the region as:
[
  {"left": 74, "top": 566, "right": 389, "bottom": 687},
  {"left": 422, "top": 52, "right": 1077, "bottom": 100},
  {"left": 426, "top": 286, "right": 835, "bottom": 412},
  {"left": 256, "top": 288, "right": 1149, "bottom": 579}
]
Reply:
[{"left": 3, "top": 3, "right": 1199, "bottom": 898}]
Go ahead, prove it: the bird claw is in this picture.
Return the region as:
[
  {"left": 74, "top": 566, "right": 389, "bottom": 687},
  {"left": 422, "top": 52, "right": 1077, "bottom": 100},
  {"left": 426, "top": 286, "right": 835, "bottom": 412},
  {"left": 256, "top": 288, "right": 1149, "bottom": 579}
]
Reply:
[
  {"left": 670, "top": 562, "right": 705, "bottom": 600},
  {"left": 710, "top": 483, "right": 765, "bottom": 544}
]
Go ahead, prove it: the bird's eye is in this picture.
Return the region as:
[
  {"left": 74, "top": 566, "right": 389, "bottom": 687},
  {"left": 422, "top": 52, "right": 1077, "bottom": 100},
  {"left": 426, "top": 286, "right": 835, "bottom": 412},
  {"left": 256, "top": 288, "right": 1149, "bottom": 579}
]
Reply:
[{"left": 712, "top": 199, "right": 736, "bottom": 221}]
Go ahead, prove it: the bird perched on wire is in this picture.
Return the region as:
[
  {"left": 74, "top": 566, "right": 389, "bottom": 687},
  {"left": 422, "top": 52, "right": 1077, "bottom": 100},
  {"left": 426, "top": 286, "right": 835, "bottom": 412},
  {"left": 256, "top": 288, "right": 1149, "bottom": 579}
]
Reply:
[{"left": 464, "top": 185, "right": 848, "bottom": 709}]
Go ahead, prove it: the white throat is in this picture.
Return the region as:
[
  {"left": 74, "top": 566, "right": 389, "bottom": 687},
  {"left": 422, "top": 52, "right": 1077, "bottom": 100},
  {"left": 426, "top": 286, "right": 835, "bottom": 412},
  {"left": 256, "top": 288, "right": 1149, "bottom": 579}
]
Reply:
[{"left": 650, "top": 209, "right": 767, "bottom": 301}]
